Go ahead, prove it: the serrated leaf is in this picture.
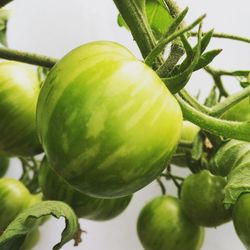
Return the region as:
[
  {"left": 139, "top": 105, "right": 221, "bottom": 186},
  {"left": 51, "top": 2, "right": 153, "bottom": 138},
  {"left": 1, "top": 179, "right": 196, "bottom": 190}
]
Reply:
[
  {"left": 161, "top": 27, "right": 202, "bottom": 93},
  {"left": 194, "top": 49, "right": 222, "bottom": 71},
  {"left": 0, "top": 201, "right": 80, "bottom": 250},
  {"left": 118, "top": 0, "right": 173, "bottom": 40}
]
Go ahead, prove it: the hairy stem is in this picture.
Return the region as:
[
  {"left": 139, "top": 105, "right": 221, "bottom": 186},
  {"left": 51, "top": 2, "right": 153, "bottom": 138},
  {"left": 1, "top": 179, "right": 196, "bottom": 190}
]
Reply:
[
  {"left": 210, "top": 85, "right": 250, "bottom": 116},
  {"left": 176, "top": 95, "right": 250, "bottom": 142},
  {"left": 191, "top": 31, "right": 250, "bottom": 44},
  {"left": 0, "top": 47, "right": 57, "bottom": 68}
]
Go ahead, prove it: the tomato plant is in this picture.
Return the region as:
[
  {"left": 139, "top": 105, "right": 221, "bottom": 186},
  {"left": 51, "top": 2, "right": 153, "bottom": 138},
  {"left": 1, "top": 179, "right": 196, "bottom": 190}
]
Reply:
[
  {"left": 0, "top": 62, "right": 41, "bottom": 156},
  {"left": 36, "top": 41, "right": 182, "bottom": 198},
  {"left": 181, "top": 170, "right": 232, "bottom": 227},
  {"left": 0, "top": 0, "right": 250, "bottom": 249},
  {"left": 137, "top": 196, "right": 204, "bottom": 250},
  {"left": 39, "top": 158, "right": 132, "bottom": 220}
]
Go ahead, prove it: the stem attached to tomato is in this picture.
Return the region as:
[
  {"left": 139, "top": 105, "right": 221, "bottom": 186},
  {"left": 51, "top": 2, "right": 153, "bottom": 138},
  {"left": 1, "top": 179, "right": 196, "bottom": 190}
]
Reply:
[
  {"left": 113, "top": 0, "right": 162, "bottom": 64},
  {"left": 0, "top": 47, "right": 57, "bottom": 68}
]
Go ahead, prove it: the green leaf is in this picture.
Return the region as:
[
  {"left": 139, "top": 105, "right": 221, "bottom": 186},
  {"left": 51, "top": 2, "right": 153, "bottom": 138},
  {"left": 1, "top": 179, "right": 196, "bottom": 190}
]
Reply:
[
  {"left": 194, "top": 49, "right": 222, "bottom": 71},
  {"left": 0, "top": 201, "right": 80, "bottom": 250},
  {"left": 224, "top": 155, "right": 250, "bottom": 206},
  {"left": 0, "top": 9, "right": 10, "bottom": 46},
  {"left": 118, "top": 0, "right": 173, "bottom": 40}
]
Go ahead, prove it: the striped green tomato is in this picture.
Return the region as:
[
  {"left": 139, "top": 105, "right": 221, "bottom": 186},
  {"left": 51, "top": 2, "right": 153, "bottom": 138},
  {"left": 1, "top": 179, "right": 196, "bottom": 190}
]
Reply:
[
  {"left": 37, "top": 41, "right": 182, "bottom": 198},
  {"left": 39, "top": 158, "right": 132, "bottom": 220},
  {"left": 0, "top": 178, "right": 40, "bottom": 232},
  {"left": 0, "top": 62, "right": 41, "bottom": 156}
]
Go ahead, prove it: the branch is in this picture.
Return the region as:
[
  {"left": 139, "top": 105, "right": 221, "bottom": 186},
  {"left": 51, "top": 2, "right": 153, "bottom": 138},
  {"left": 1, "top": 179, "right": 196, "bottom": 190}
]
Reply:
[
  {"left": 190, "top": 31, "right": 250, "bottom": 44},
  {"left": 0, "top": 47, "right": 57, "bottom": 68},
  {"left": 210, "top": 86, "right": 250, "bottom": 116},
  {"left": 176, "top": 95, "right": 250, "bottom": 142}
]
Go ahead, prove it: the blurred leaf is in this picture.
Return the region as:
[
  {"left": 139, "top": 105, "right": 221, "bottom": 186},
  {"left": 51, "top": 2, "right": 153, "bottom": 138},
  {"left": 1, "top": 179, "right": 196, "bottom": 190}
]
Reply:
[
  {"left": 204, "top": 86, "right": 218, "bottom": 107},
  {"left": 118, "top": 0, "right": 173, "bottom": 40},
  {"left": 194, "top": 49, "right": 222, "bottom": 71}
]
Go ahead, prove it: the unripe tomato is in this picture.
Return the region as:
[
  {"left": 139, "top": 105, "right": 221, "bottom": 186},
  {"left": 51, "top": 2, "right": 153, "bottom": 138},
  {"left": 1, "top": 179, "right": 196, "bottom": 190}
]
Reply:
[
  {"left": 171, "top": 121, "right": 200, "bottom": 167},
  {"left": 0, "top": 178, "right": 38, "bottom": 232},
  {"left": 0, "top": 62, "right": 41, "bottom": 156},
  {"left": 222, "top": 97, "right": 250, "bottom": 122},
  {"left": 181, "top": 170, "right": 232, "bottom": 227},
  {"left": 0, "top": 154, "right": 9, "bottom": 177},
  {"left": 37, "top": 41, "right": 182, "bottom": 198},
  {"left": 39, "top": 158, "right": 132, "bottom": 220},
  {"left": 137, "top": 196, "right": 204, "bottom": 250},
  {"left": 233, "top": 193, "right": 250, "bottom": 249}
]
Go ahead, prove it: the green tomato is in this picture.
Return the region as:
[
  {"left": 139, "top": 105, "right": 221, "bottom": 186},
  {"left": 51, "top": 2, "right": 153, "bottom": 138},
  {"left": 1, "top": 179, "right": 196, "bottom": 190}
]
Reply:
[
  {"left": 181, "top": 170, "right": 232, "bottom": 227},
  {"left": 0, "top": 154, "right": 9, "bottom": 177},
  {"left": 171, "top": 121, "right": 200, "bottom": 167},
  {"left": 233, "top": 193, "right": 250, "bottom": 249},
  {"left": 0, "top": 178, "right": 36, "bottom": 232},
  {"left": 180, "top": 121, "right": 200, "bottom": 142},
  {"left": 37, "top": 41, "right": 182, "bottom": 198},
  {"left": 137, "top": 196, "right": 204, "bottom": 250},
  {"left": 39, "top": 158, "right": 132, "bottom": 220},
  {"left": 0, "top": 62, "right": 41, "bottom": 156},
  {"left": 20, "top": 228, "right": 40, "bottom": 250},
  {"left": 222, "top": 97, "right": 250, "bottom": 122}
]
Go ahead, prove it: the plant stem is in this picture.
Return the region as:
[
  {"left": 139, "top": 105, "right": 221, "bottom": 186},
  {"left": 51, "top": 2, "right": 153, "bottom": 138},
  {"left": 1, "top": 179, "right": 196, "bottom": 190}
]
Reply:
[
  {"left": 176, "top": 95, "right": 250, "bottom": 142},
  {"left": 210, "top": 85, "right": 250, "bottom": 116},
  {"left": 156, "top": 178, "right": 166, "bottom": 195},
  {"left": 0, "top": 47, "right": 57, "bottom": 68},
  {"left": 190, "top": 31, "right": 250, "bottom": 44},
  {"left": 113, "top": 0, "right": 162, "bottom": 63},
  {"left": 145, "top": 14, "right": 206, "bottom": 66},
  {"left": 179, "top": 89, "right": 211, "bottom": 113},
  {"left": 205, "top": 66, "right": 228, "bottom": 97}
]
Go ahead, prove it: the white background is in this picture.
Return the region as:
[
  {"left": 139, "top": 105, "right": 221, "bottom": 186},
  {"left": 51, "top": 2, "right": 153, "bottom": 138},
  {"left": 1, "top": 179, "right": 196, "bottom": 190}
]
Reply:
[{"left": 5, "top": 0, "right": 250, "bottom": 249}]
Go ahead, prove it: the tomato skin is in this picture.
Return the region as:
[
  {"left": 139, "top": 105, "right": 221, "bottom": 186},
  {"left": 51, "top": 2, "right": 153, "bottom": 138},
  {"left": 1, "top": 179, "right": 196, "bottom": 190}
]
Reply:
[
  {"left": 171, "top": 121, "right": 200, "bottom": 167},
  {"left": 233, "top": 193, "right": 250, "bottom": 249},
  {"left": 180, "top": 121, "right": 200, "bottom": 142},
  {"left": 222, "top": 97, "right": 250, "bottom": 122},
  {"left": 181, "top": 170, "right": 232, "bottom": 227},
  {"left": 39, "top": 158, "right": 132, "bottom": 220},
  {"left": 137, "top": 196, "right": 204, "bottom": 250},
  {"left": 0, "top": 62, "right": 41, "bottom": 156},
  {"left": 0, "top": 178, "right": 37, "bottom": 232},
  {"left": 37, "top": 41, "right": 182, "bottom": 198},
  {"left": 0, "top": 154, "right": 9, "bottom": 177}
]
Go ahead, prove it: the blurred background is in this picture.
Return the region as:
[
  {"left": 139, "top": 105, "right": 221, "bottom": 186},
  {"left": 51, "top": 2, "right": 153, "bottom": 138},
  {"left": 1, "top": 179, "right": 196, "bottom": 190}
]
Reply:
[{"left": 5, "top": 0, "right": 250, "bottom": 249}]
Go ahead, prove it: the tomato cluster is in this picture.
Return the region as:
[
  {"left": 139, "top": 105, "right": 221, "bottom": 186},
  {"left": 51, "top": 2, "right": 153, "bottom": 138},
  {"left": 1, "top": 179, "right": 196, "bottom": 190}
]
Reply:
[{"left": 0, "top": 17, "right": 249, "bottom": 249}]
